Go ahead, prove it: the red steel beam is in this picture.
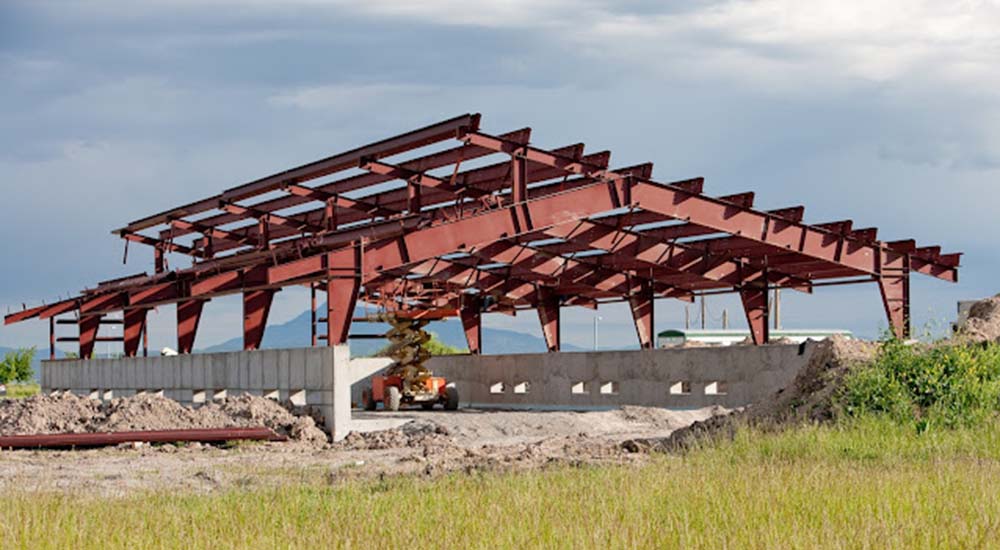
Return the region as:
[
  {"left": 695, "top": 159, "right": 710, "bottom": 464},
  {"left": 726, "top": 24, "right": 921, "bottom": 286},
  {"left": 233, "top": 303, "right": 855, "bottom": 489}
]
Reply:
[
  {"left": 123, "top": 308, "right": 147, "bottom": 358},
  {"left": 243, "top": 289, "right": 276, "bottom": 351},
  {"left": 177, "top": 299, "right": 206, "bottom": 353},
  {"left": 121, "top": 113, "right": 480, "bottom": 233},
  {"left": 460, "top": 297, "right": 483, "bottom": 354},
  {"left": 156, "top": 126, "right": 534, "bottom": 244},
  {"left": 536, "top": 288, "right": 560, "bottom": 352},
  {"left": 629, "top": 279, "right": 655, "bottom": 349},
  {"left": 739, "top": 283, "right": 770, "bottom": 345},
  {"left": 461, "top": 130, "right": 959, "bottom": 283},
  {"left": 878, "top": 248, "right": 911, "bottom": 339},
  {"left": 78, "top": 314, "right": 102, "bottom": 359},
  {"left": 326, "top": 247, "right": 361, "bottom": 346},
  {"left": 0, "top": 427, "right": 286, "bottom": 449},
  {"left": 193, "top": 143, "right": 596, "bottom": 257}
]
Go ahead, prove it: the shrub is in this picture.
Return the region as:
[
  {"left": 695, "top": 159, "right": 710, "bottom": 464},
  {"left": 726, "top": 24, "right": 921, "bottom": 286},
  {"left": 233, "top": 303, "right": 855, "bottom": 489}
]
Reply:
[
  {"left": 839, "top": 340, "right": 1000, "bottom": 428},
  {"left": 0, "top": 347, "right": 35, "bottom": 385}
]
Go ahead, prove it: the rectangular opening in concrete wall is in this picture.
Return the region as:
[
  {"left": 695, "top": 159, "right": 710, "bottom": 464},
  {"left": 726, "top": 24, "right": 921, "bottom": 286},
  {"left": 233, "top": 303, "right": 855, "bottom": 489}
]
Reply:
[
  {"left": 670, "top": 381, "right": 692, "bottom": 395},
  {"left": 571, "top": 381, "right": 590, "bottom": 395},
  {"left": 705, "top": 381, "right": 728, "bottom": 395},
  {"left": 213, "top": 389, "right": 227, "bottom": 401},
  {"left": 490, "top": 382, "right": 505, "bottom": 394},
  {"left": 88, "top": 389, "right": 99, "bottom": 400},
  {"left": 600, "top": 381, "right": 619, "bottom": 395},
  {"left": 193, "top": 390, "right": 207, "bottom": 404},
  {"left": 513, "top": 381, "right": 530, "bottom": 395},
  {"left": 290, "top": 390, "right": 306, "bottom": 406},
  {"left": 264, "top": 389, "right": 279, "bottom": 401},
  {"left": 102, "top": 390, "right": 113, "bottom": 401}
]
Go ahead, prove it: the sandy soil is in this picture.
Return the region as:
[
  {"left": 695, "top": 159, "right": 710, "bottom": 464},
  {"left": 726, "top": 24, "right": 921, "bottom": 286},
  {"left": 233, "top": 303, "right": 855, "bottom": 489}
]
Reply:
[{"left": 0, "top": 406, "right": 723, "bottom": 495}]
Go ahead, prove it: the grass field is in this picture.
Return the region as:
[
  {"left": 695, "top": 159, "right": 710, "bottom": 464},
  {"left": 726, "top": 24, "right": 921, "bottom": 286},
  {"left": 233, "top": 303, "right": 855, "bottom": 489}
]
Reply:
[
  {"left": 1, "top": 382, "right": 39, "bottom": 399},
  {"left": 3, "top": 417, "right": 998, "bottom": 549}
]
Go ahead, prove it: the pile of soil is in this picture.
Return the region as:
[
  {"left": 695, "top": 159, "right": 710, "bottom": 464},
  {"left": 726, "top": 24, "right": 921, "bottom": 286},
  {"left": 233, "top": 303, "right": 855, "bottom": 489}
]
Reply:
[
  {"left": 624, "top": 335, "right": 876, "bottom": 453},
  {"left": 338, "top": 419, "right": 453, "bottom": 451},
  {"left": 0, "top": 393, "right": 328, "bottom": 446},
  {"left": 958, "top": 295, "right": 1000, "bottom": 343}
]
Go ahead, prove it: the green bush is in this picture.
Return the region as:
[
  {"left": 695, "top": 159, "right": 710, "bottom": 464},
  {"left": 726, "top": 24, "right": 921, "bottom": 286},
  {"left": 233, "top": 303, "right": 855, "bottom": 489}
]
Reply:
[
  {"left": 374, "top": 332, "right": 465, "bottom": 357},
  {"left": 839, "top": 340, "right": 1000, "bottom": 429},
  {"left": 0, "top": 347, "right": 35, "bottom": 385}
]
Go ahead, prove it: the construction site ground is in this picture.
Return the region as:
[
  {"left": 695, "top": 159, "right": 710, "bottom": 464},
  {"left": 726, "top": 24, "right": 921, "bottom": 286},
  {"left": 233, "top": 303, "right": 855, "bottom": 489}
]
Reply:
[{"left": 0, "top": 405, "right": 722, "bottom": 496}]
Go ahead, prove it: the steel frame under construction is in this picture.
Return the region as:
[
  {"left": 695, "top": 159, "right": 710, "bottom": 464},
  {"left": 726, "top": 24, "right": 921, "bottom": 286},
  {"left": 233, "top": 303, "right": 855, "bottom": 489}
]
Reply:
[{"left": 5, "top": 113, "right": 960, "bottom": 359}]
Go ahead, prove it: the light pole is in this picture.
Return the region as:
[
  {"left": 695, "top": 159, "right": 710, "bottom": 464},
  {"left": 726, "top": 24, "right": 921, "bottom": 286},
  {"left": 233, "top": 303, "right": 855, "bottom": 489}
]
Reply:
[{"left": 593, "top": 315, "right": 602, "bottom": 351}]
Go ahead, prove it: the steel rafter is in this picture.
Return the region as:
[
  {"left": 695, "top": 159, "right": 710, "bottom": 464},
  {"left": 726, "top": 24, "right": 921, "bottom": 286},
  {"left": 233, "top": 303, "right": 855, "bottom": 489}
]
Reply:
[{"left": 5, "top": 114, "right": 960, "bottom": 355}]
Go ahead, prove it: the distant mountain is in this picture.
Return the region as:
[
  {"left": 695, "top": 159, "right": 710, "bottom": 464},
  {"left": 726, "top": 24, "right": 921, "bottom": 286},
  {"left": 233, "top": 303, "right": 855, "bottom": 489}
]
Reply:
[{"left": 199, "top": 305, "right": 584, "bottom": 355}]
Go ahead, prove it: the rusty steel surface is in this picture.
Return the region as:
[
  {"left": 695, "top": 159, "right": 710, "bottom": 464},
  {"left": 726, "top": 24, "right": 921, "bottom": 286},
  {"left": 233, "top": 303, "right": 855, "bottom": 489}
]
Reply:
[
  {"left": 4, "top": 113, "right": 961, "bottom": 354},
  {"left": 0, "top": 427, "right": 286, "bottom": 449}
]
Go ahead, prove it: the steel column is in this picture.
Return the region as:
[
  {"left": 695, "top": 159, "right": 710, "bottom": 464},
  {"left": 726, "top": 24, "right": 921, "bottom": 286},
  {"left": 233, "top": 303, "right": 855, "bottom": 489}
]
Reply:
[
  {"left": 739, "top": 285, "right": 770, "bottom": 345},
  {"left": 878, "top": 250, "right": 911, "bottom": 339},
  {"left": 49, "top": 317, "right": 55, "bottom": 360},
  {"left": 123, "top": 308, "right": 148, "bottom": 358},
  {"left": 243, "top": 289, "right": 276, "bottom": 351},
  {"left": 310, "top": 283, "right": 318, "bottom": 347},
  {"left": 537, "top": 290, "right": 560, "bottom": 352},
  {"left": 78, "top": 314, "right": 102, "bottom": 359},
  {"left": 177, "top": 299, "right": 206, "bottom": 354},
  {"left": 326, "top": 247, "right": 361, "bottom": 346},
  {"left": 460, "top": 297, "right": 483, "bottom": 354},
  {"left": 628, "top": 280, "right": 656, "bottom": 349}
]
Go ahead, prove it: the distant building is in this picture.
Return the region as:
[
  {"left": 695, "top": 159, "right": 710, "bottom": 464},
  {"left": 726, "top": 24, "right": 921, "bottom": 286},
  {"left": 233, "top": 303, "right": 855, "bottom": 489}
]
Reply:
[{"left": 657, "top": 329, "right": 852, "bottom": 348}]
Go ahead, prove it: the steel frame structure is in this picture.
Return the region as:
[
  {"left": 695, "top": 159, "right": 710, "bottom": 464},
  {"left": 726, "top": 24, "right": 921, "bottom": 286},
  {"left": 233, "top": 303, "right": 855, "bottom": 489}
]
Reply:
[{"left": 5, "top": 113, "right": 960, "bottom": 358}]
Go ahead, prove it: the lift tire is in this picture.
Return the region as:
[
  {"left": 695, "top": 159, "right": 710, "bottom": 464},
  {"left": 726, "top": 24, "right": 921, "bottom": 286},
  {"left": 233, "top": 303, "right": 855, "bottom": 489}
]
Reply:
[
  {"left": 421, "top": 402, "right": 435, "bottom": 411},
  {"left": 386, "top": 386, "right": 402, "bottom": 412},
  {"left": 444, "top": 386, "right": 459, "bottom": 411},
  {"left": 361, "top": 389, "right": 377, "bottom": 411}
]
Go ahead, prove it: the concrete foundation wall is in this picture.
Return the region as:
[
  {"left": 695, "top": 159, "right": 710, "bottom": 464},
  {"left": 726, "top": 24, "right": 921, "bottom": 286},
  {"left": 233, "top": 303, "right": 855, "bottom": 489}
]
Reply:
[
  {"left": 40, "top": 346, "right": 392, "bottom": 441},
  {"left": 44, "top": 343, "right": 815, "bottom": 439},
  {"left": 403, "top": 342, "right": 816, "bottom": 410}
]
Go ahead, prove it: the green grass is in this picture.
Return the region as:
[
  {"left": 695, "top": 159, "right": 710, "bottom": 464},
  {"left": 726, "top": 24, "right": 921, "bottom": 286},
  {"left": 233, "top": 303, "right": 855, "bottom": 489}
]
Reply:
[
  {"left": 3, "top": 418, "right": 1000, "bottom": 549},
  {"left": 2, "top": 382, "right": 39, "bottom": 399}
]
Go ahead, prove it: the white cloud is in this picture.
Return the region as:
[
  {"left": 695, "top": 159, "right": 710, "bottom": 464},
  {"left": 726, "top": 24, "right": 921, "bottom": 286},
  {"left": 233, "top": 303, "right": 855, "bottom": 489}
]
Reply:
[{"left": 268, "top": 83, "right": 439, "bottom": 110}]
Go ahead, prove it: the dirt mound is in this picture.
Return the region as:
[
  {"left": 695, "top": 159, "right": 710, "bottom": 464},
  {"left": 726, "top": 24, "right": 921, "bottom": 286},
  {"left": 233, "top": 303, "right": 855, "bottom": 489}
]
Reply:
[
  {"left": 0, "top": 393, "right": 102, "bottom": 435},
  {"left": 0, "top": 393, "right": 328, "bottom": 446},
  {"left": 958, "top": 296, "right": 1000, "bottom": 343},
  {"left": 338, "top": 419, "right": 452, "bottom": 450},
  {"left": 624, "top": 335, "right": 876, "bottom": 452}
]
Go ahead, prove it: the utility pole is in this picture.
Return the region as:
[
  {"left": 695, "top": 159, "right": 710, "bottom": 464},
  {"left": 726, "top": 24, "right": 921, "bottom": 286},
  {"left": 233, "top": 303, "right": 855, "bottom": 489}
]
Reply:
[
  {"left": 700, "top": 294, "right": 706, "bottom": 330},
  {"left": 593, "top": 314, "right": 602, "bottom": 351},
  {"left": 684, "top": 305, "right": 690, "bottom": 329},
  {"left": 722, "top": 308, "right": 729, "bottom": 329}
]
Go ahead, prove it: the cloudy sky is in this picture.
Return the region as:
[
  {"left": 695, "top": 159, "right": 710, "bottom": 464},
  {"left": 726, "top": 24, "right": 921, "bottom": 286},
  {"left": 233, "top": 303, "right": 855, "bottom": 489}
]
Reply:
[{"left": 1, "top": 0, "right": 996, "bottom": 352}]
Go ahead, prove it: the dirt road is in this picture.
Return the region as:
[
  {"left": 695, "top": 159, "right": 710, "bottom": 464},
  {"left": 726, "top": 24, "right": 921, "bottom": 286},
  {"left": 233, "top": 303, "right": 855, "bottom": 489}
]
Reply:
[{"left": 0, "top": 406, "right": 722, "bottom": 495}]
